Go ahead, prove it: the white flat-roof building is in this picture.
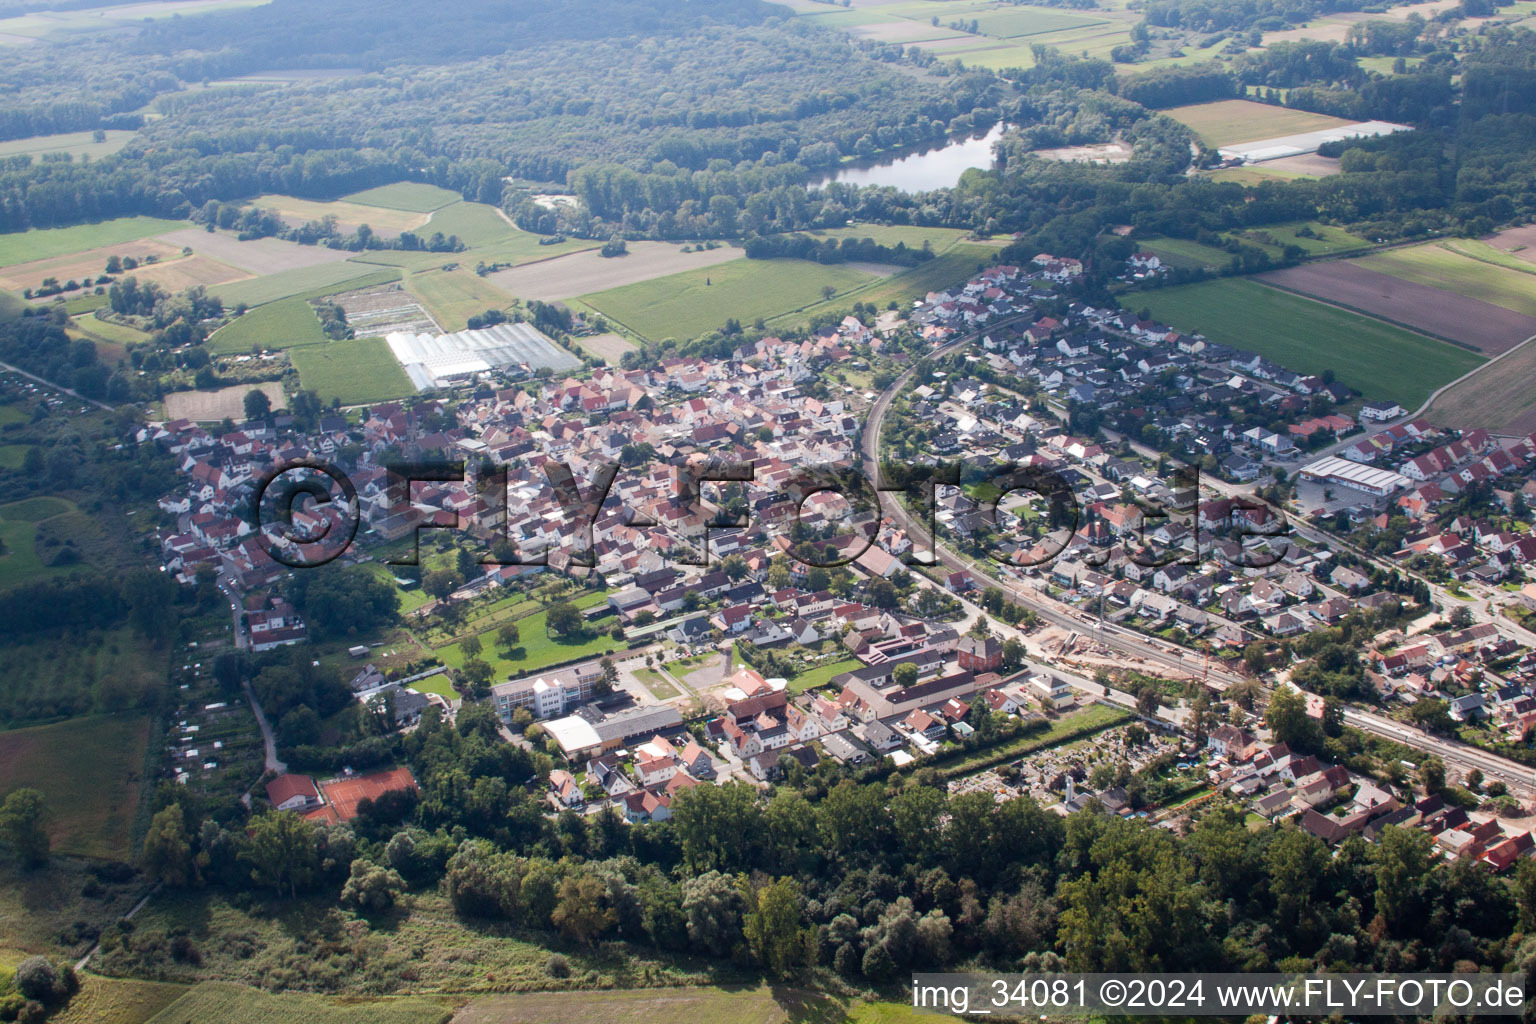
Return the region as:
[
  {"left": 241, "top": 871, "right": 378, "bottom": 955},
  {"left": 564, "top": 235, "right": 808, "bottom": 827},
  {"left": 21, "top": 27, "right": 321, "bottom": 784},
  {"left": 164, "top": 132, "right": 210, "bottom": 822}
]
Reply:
[
  {"left": 387, "top": 321, "right": 581, "bottom": 390},
  {"left": 1218, "top": 120, "right": 1411, "bottom": 163},
  {"left": 1300, "top": 455, "right": 1410, "bottom": 497}
]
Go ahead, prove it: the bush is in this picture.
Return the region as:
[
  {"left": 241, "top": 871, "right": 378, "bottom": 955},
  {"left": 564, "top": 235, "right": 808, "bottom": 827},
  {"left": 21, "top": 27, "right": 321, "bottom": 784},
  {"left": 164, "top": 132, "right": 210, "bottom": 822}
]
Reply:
[
  {"left": 13, "top": 958, "right": 74, "bottom": 1004},
  {"left": 545, "top": 953, "right": 571, "bottom": 978}
]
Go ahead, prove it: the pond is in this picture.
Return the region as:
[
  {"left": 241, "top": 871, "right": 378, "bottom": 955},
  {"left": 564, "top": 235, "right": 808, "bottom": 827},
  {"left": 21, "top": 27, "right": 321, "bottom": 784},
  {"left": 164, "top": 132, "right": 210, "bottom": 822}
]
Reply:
[{"left": 812, "top": 122, "right": 1008, "bottom": 193}]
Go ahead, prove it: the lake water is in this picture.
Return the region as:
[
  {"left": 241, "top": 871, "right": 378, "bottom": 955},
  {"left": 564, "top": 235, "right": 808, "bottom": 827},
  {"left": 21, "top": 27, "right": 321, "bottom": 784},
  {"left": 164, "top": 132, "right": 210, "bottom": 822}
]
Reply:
[{"left": 813, "top": 122, "right": 1007, "bottom": 192}]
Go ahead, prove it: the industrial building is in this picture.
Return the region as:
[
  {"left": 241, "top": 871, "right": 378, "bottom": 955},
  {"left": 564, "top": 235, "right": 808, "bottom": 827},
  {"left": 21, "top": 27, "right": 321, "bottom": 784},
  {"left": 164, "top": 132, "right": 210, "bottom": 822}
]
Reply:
[
  {"left": 386, "top": 321, "right": 582, "bottom": 390},
  {"left": 1299, "top": 455, "right": 1410, "bottom": 497}
]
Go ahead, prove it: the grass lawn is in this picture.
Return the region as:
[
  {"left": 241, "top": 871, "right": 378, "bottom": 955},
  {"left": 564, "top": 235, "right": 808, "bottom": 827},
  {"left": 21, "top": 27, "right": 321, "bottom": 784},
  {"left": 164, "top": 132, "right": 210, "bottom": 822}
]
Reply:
[
  {"left": 1137, "top": 278, "right": 1484, "bottom": 408},
  {"left": 207, "top": 295, "right": 328, "bottom": 354},
  {"left": 1237, "top": 220, "right": 1372, "bottom": 257},
  {"left": 0, "top": 216, "right": 186, "bottom": 268},
  {"left": 289, "top": 336, "right": 416, "bottom": 405},
  {"left": 0, "top": 495, "right": 81, "bottom": 589},
  {"left": 408, "top": 673, "right": 460, "bottom": 701},
  {"left": 53, "top": 976, "right": 189, "bottom": 1024},
  {"left": 0, "top": 714, "right": 152, "bottom": 859},
  {"left": 582, "top": 257, "right": 878, "bottom": 340},
  {"left": 1356, "top": 243, "right": 1536, "bottom": 318},
  {"left": 788, "top": 657, "right": 862, "bottom": 693},
  {"left": 405, "top": 267, "right": 516, "bottom": 332},
  {"left": 1142, "top": 236, "right": 1236, "bottom": 271},
  {"left": 1164, "top": 99, "right": 1355, "bottom": 148},
  {"left": 145, "top": 983, "right": 452, "bottom": 1024},
  {"left": 435, "top": 604, "right": 616, "bottom": 678},
  {"left": 214, "top": 263, "right": 401, "bottom": 309},
  {"left": 71, "top": 312, "right": 151, "bottom": 346},
  {"left": 343, "top": 182, "right": 463, "bottom": 213}
]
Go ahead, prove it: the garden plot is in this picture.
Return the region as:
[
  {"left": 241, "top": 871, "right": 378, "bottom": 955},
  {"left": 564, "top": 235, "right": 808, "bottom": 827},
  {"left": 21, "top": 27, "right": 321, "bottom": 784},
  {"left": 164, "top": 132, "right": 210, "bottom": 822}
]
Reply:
[{"left": 330, "top": 283, "right": 441, "bottom": 337}]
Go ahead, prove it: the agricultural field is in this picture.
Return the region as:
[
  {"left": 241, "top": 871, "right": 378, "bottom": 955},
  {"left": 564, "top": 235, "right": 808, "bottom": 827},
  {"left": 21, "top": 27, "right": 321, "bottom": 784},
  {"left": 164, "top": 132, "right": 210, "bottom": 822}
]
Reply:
[
  {"left": 1427, "top": 337, "right": 1536, "bottom": 436},
  {"left": 488, "top": 242, "right": 741, "bottom": 303},
  {"left": 0, "top": 714, "right": 152, "bottom": 859},
  {"left": 1258, "top": 262, "right": 1536, "bottom": 355},
  {"left": 404, "top": 268, "right": 516, "bottom": 332},
  {"left": 1142, "top": 236, "right": 1238, "bottom": 271},
  {"left": 1234, "top": 220, "right": 1372, "bottom": 257},
  {"left": 156, "top": 227, "right": 356, "bottom": 277},
  {"left": 52, "top": 976, "right": 189, "bottom": 1024},
  {"left": 581, "top": 257, "right": 878, "bottom": 340},
  {"left": 803, "top": 223, "right": 977, "bottom": 250},
  {"left": 0, "top": 129, "right": 134, "bottom": 161},
  {"left": 207, "top": 296, "right": 329, "bottom": 354},
  {"left": 343, "top": 182, "right": 463, "bottom": 213},
  {"left": 412, "top": 201, "right": 517, "bottom": 248},
  {"left": 1138, "top": 278, "right": 1484, "bottom": 409},
  {"left": 163, "top": 381, "right": 286, "bottom": 422},
  {"left": 145, "top": 983, "right": 453, "bottom": 1024},
  {"left": 0, "top": 217, "right": 186, "bottom": 268},
  {"left": 1355, "top": 243, "right": 1536, "bottom": 318},
  {"left": 0, "top": 238, "right": 184, "bottom": 299},
  {"left": 455, "top": 987, "right": 935, "bottom": 1024},
  {"left": 1163, "top": 100, "right": 1356, "bottom": 148},
  {"left": 288, "top": 337, "right": 416, "bottom": 405},
  {"left": 1479, "top": 223, "right": 1536, "bottom": 266},
  {"left": 250, "top": 194, "right": 431, "bottom": 237},
  {"left": 213, "top": 264, "right": 401, "bottom": 308},
  {"left": 776, "top": 241, "right": 1000, "bottom": 325}
]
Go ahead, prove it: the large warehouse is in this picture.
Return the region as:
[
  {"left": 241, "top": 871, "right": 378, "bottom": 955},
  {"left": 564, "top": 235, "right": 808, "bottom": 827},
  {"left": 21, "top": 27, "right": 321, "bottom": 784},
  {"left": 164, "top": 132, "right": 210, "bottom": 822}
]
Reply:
[
  {"left": 386, "top": 321, "right": 582, "bottom": 390},
  {"left": 1299, "top": 455, "right": 1410, "bottom": 497}
]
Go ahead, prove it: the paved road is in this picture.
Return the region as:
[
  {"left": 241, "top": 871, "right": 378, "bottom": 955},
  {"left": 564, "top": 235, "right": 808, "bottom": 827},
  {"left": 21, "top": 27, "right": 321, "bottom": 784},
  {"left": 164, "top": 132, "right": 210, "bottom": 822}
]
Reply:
[{"left": 860, "top": 322, "right": 1536, "bottom": 798}]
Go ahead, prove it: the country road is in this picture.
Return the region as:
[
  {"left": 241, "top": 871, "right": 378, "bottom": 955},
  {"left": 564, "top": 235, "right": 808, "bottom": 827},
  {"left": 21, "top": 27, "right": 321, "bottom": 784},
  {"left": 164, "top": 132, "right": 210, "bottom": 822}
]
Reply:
[{"left": 858, "top": 319, "right": 1536, "bottom": 798}]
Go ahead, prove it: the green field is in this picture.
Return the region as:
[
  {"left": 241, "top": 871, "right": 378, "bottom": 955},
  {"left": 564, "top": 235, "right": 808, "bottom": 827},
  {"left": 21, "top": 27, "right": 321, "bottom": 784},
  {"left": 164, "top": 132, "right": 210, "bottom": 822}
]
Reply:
[
  {"left": 788, "top": 656, "right": 862, "bottom": 694},
  {"left": 1237, "top": 220, "right": 1372, "bottom": 257},
  {"left": 1164, "top": 99, "right": 1355, "bottom": 148},
  {"left": 405, "top": 268, "right": 516, "bottom": 332},
  {"left": 0, "top": 129, "right": 135, "bottom": 161},
  {"left": 0, "top": 495, "right": 80, "bottom": 588},
  {"left": 1138, "top": 278, "right": 1485, "bottom": 408},
  {"left": 0, "top": 216, "right": 186, "bottom": 268},
  {"left": 146, "top": 983, "right": 451, "bottom": 1024},
  {"left": 1356, "top": 243, "right": 1536, "bottom": 317},
  {"left": 52, "top": 976, "right": 189, "bottom": 1024},
  {"left": 969, "top": 7, "right": 1103, "bottom": 36},
  {"left": 1143, "top": 236, "right": 1237, "bottom": 271},
  {"left": 0, "top": 445, "right": 28, "bottom": 469},
  {"left": 207, "top": 296, "right": 328, "bottom": 354},
  {"left": 213, "top": 263, "right": 401, "bottom": 308},
  {"left": 344, "top": 182, "right": 463, "bottom": 213},
  {"left": 413, "top": 201, "right": 517, "bottom": 248},
  {"left": 288, "top": 336, "right": 415, "bottom": 405},
  {"left": 775, "top": 241, "right": 1000, "bottom": 324},
  {"left": 1445, "top": 237, "right": 1536, "bottom": 275},
  {"left": 71, "top": 312, "right": 151, "bottom": 346},
  {"left": 0, "top": 714, "right": 151, "bottom": 860},
  {"left": 582, "top": 257, "right": 878, "bottom": 340},
  {"left": 435, "top": 597, "right": 613, "bottom": 679}
]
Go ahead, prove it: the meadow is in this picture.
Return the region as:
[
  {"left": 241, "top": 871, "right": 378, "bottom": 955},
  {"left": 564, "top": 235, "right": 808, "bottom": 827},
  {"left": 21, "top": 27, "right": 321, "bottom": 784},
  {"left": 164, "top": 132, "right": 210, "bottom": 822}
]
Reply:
[
  {"left": 0, "top": 129, "right": 134, "bottom": 161},
  {"left": 0, "top": 216, "right": 186, "bottom": 268},
  {"left": 288, "top": 337, "right": 416, "bottom": 405},
  {"left": 434, "top": 596, "right": 615, "bottom": 678},
  {"left": 413, "top": 201, "right": 517, "bottom": 248},
  {"left": 207, "top": 296, "right": 329, "bottom": 354},
  {"left": 145, "top": 983, "right": 453, "bottom": 1024},
  {"left": 405, "top": 268, "right": 517, "bottom": 332},
  {"left": 52, "top": 976, "right": 189, "bottom": 1024},
  {"left": 1137, "top": 278, "right": 1484, "bottom": 408},
  {"left": 1142, "top": 236, "right": 1237, "bottom": 271},
  {"left": 252, "top": 194, "right": 430, "bottom": 236},
  {"left": 787, "top": 656, "right": 862, "bottom": 694},
  {"left": 343, "top": 182, "right": 463, "bottom": 213},
  {"left": 1356, "top": 243, "right": 1536, "bottom": 318},
  {"left": 0, "top": 495, "right": 82, "bottom": 589},
  {"left": 581, "top": 257, "right": 878, "bottom": 340},
  {"left": 0, "top": 714, "right": 152, "bottom": 859},
  {"left": 1163, "top": 99, "right": 1355, "bottom": 147}
]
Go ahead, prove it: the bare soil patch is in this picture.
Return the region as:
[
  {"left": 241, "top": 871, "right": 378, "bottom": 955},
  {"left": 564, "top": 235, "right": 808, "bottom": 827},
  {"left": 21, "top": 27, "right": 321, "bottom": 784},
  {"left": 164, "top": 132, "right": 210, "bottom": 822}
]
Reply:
[
  {"left": 157, "top": 227, "right": 355, "bottom": 276},
  {"left": 487, "top": 242, "right": 741, "bottom": 302},
  {"left": 849, "top": 21, "right": 969, "bottom": 42},
  {"left": 1032, "top": 140, "right": 1134, "bottom": 163},
  {"left": 1484, "top": 224, "right": 1536, "bottom": 265},
  {"left": 1262, "top": 153, "right": 1342, "bottom": 176},
  {"left": 1257, "top": 262, "right": 1536, "bottom": 356},
  {"left": 164, "top": 381, "right": 286, "bottom": 421},
  {"left": 1428, "top": 339, "right": 1536, "bottom": 435},
  {"left": 0, "top": 238, "right": 182, "bottom": 293},
  {"left": 576, "top": 332, "right": 635, "bottom": 361},
  {"left": 332, "top": 282, "right": 439, "bottom": 336}
]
